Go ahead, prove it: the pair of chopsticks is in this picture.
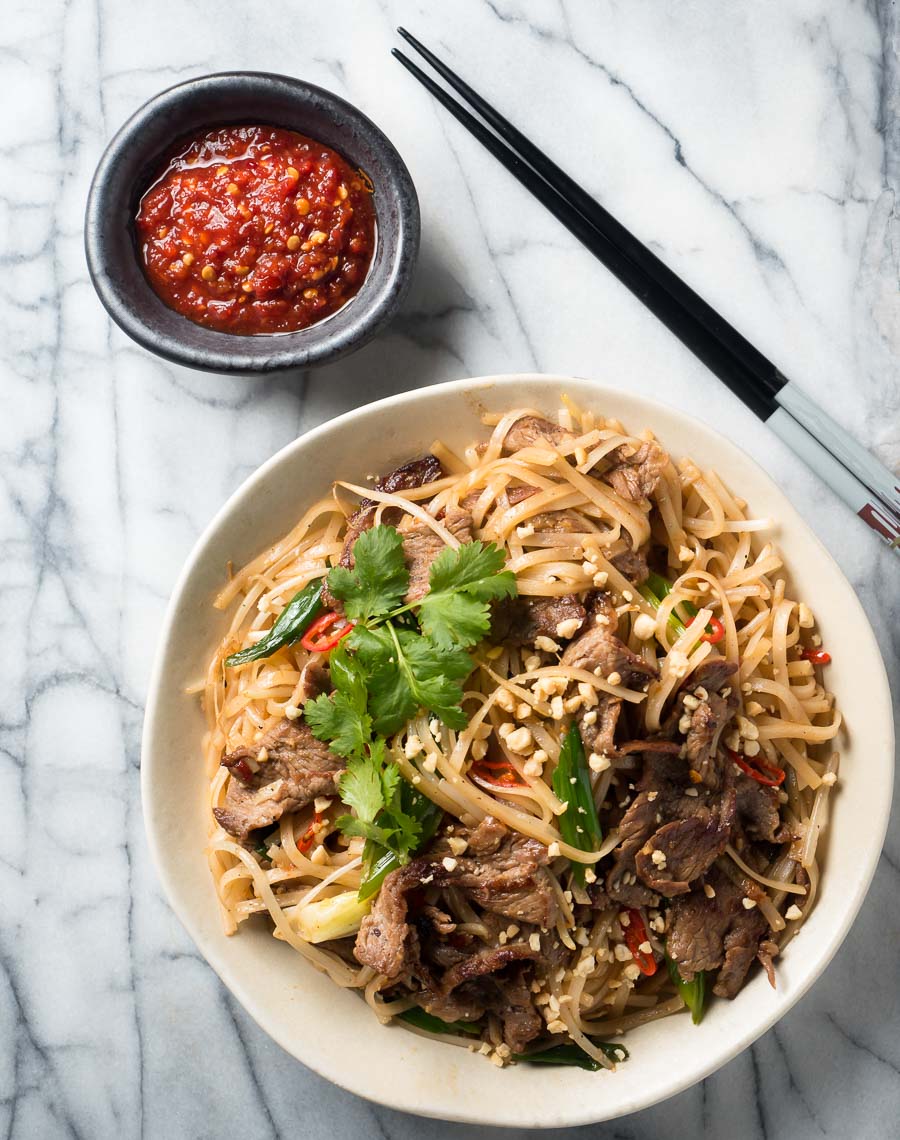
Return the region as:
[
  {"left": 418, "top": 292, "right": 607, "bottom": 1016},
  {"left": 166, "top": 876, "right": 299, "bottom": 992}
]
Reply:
[{"left": 393, "top": 29, "right": 900, "bottom": 556}]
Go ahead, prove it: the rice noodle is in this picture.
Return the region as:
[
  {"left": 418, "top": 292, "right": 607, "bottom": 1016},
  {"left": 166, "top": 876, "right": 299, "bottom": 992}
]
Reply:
[{"left": 199, "top": 398, "right": 842, "bottom": 1069}]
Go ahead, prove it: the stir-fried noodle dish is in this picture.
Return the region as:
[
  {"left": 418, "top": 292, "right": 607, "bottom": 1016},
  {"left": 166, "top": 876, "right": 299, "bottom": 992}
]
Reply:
[{"left": 202, "top": 402, "right": 841, "bottom": 1071}]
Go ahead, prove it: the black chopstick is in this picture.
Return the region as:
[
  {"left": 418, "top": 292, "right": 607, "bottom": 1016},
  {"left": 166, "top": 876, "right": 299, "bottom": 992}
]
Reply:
[
  {"left": 391, "top": 45, "right": 775, "bottom": 421},
  {"left": 393, "top": 32, "right": 900, "bottom": 554},
  {"left": 396, "top": 27, "right": 785, "bottom": 408}
]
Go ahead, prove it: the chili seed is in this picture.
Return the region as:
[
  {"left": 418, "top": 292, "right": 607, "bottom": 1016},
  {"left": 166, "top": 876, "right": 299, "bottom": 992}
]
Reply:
[
  {"left": 226, "top": 182, "right": 240, "bottom": 196},
  {"left": 201, "top": 265, "right": 216, "bottom": 281},
  {"left": 286, "top": 166, "right": 299, "bottom": 180},
  {"left": 302, "top": 288, "right": 318, "bottom": 299},
  {"left": 182, "top": 252, "right": 195, "bottom": 266},
  {"left": 295, "top": 197, "right": 310, "bottom": 215},
  {"left": 286, "top": 235, "right": 301, "bottom": 251}
]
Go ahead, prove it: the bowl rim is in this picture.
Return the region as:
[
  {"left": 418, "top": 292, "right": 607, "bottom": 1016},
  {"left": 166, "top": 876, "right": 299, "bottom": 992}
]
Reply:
[
  {"left": 84, "top": 70, "right": 419, "bottom": 373},
  {"left": 141, "top": 372, "right": 894, "bottom": 1126}
]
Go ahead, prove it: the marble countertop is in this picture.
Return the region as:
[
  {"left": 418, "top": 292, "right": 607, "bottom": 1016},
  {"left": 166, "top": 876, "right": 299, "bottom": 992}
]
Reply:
[{"left": 3, "top": 1, "right": 898, "bottom": 1137}]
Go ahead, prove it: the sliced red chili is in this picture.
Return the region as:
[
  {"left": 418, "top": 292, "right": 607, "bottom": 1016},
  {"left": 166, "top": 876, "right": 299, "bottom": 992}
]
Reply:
[
  {"left": 297, "top": 811, "right": 323, "bottom": 853},
  {"left": 726, "top": 746, "right": 785, "bottom": 787},
  {"left": 624, "top": 909, "right": 657, "bottom": 976},
  {"left": 689, "top": 613, "right": 725, "bottom": 644},
  {"left": 300, "top": 611, "right": 353, "bottom": 653},
  {"left": 800, "top": 647, "right": 831, "bottom": 665},
  {"left": 470, "top": 757, "right": 527, "bottom": 789}
]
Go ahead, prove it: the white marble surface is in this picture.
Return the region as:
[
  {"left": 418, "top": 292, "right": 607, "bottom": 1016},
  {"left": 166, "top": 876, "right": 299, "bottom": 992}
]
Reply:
[{"left": 2, "top": 1, "right": 898, "bottom": 1136}]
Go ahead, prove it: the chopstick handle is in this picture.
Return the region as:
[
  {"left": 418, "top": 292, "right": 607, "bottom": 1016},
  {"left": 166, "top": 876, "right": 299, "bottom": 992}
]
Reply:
[
  {"left": 774, "top": 381, "right": 900, "bottom": 520},
  {"left": 768, "top": 408, "right": 900, "bottom": 554}
]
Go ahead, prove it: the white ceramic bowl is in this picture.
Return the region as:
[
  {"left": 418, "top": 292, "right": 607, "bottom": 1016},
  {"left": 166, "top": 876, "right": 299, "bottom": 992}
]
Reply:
[{"left": 142, "top": 374, "right": 893, "bottom": 1128}]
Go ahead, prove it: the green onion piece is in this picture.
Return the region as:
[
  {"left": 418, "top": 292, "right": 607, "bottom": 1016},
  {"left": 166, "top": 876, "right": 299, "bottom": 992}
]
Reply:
[
  {"left": 514, "top": 1040, "right": 629, "bottom": 1070},
  {"left": 666, "top": 954, "right": 708, "bottom": 1025},
  {"left": 357, "top": 785, "right": 443, "bottom": 901},
  {"left": 551, "top": 724, "right": 602, "bottom": 887},
  {"left": 225, "top": 582, "right": 323, "bottom": 667},
  {"left": 398, "top": 1007, "right": 482, "bottom": 1036},
  {"left": 640, "top": 571, "right": 719, "bottom": 641},
  {"left": 639, "top": 571, "right": 686, "bottom": 638}
]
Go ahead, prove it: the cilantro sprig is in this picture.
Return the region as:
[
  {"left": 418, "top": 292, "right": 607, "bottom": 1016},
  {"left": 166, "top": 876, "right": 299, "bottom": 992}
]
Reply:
[{"left": 304, "top": 525, "right": 517, "bottom": 893}]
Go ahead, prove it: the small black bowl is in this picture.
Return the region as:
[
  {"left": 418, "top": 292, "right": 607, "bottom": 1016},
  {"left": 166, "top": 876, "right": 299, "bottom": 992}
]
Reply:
[{"left": 85, "top": 72, "right": 420, "bottom": 373}]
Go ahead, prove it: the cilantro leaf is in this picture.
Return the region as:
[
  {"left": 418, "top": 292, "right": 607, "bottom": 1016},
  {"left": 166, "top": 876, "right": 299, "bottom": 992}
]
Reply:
[
  {"left": 351, "top": 625, "right": 472, "bottom": 733},
  {"left": 348, "top": 625, "right": 418, "bottom": 733},
  {"left": 427, "top": 540, "right": 516, "bottom": 600},
  {"left": 418, "top": 541, "right": 517, "bottom": 648},
  {"left": 305, "top": 644, "right": 372, "bottom": 758},
  {"left": 305, "top": 691, "right": 372, "bottom": 758},
  {"left": 336, "top": 815, "right": 398, "bottom": 848},
  {"left": 325, "top": 525, "right": 409, "bottom": 622},
  {"left": 337, "top": 754, "right": 384, "bottom": 823},
  {"left": 417, "top": 592, "right": 494, "bottom": 651},
  {"left": 379, "top": 759, "right": 401, "bottom": 805},
  {"left": 395, "top": 631, "right": 473, "bottom": 729},
  {"left": 328, "top": 641, "right": 368, "bottom": 712}
]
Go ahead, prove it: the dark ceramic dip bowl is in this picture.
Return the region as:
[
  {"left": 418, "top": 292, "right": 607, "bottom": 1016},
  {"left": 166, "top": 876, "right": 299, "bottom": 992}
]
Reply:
[{"left": 85, "top": 72, "right": 419, "bottom": 373}]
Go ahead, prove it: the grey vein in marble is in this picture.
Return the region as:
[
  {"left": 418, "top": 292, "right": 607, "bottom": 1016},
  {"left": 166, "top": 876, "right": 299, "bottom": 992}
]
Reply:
[{"left": 1, "top": 1, "right": 898, "bottom": 1138}]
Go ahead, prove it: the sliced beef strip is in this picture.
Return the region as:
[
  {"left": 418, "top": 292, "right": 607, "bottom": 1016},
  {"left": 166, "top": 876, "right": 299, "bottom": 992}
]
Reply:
[
  {"left": 560, "top": 607, "right": 659, "bottom": 688},
  {"left": 734, "top": 774, "right": 782, "bottom": 843},
  {"left": 605, "top": 791, "right": 666, "bottom": 908},
  {"left": 353, "top": 826, "right": 547, "bottom": 1052},
  {"left": 399, "top": 507, "right": 473, "bottom": 602},
  {"left": 420, "top": 947, "right": 542, "bottom": 1052},
  {"left": 503, "top": 415, "right": 574, "bottom": 453},
  {"left": 606, "top": 743, "right": 733, "bottom": 905},
  {"left": 355, "top": 816, "right": 560, "bottom": 982},
  {"left": 634, "top": 788, "right": 736, "bottom": 896},
  {"left": 214, "top": 719, "right": 343, "bottom": 840},
  {"left": 506, "top": 483, "right": 539, "bottom": 505},
  {"left": 666, "top": 865, "right": 770, "bottom": 998},
  {"left": 527, "top": 509, "right": 590, "bottom": 534},
  {"left": 323, "top": 455, "right": 445, "bottom": 606},
  {"left": 461, "top": 815, "right": 507, "bottom": 856},
  {"left": 609, "top": 546, "right": 650, "bottom": 584},
  {"left": 298, "top": 655, "right": 330, "bottom": 703},
  {"left": 577, "top": 694, "right": 621, "bottom": 758},
  {"left": 369, "top": 455, "right": 443, "bottom": 499},
  {"left": 435, "top": 819, "right": 561, "bottom": 929},
  {"left": 686, "top": 658, "right": 738, "bottom": 697},
  {"left": 603, "top": 440, "right": 668, "bottom": 502},
  {"left": 685, "top": 689, "right": 739, "bottom": 790},
  {"left": 490, "top": 594, "right": 586, "bottom": 646},
  {"left": 354, "top": 859, "right": 426, "bottom": 979}
]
